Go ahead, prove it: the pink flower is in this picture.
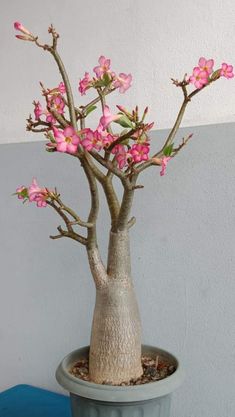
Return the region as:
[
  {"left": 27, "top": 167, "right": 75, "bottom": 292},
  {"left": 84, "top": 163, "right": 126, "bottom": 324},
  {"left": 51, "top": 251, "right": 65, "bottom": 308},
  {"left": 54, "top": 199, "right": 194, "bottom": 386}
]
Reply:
[
  {"left": 33, "top": 101, "right": 44, "bottom": 120},
  {"left": 198, "top": 57, "right": 214, "bottom": 75},
  {"left": 14, "top": 21, "right": 34, "bottom": 41},
  {"left": 28, "top": 178, "right": 48, "bottom": 207},
  {"left": 47, "top": 83, "right": 66, "bottom": 96},
  {"left": 99, "top": 105, "right": 121, "bottom": 130},
  {"left": 113, "top": 73, "right": 132, "bottom": 93},
  {"left": 16, "top": 186, "right": 27, "bottom": 200},
  {"left": 160, "top": 157, "right": 171, "bottom": 176},
  {"left": 81, "top": 129, "right": 95, "bottom": 151},
  {"left": 97, "top": 124, "right": 116, "bottom": 148},
  {"left": 101, "top": 132, "right": 115, "bottom": 148},
  {"left": 58, "top": 82, "right": 66, "bottom": 94},
  {"left": 46, "top": 112, "right": 56, "bottom": 124},
  {"left": 78, "top": 72, "right": 92, "bottom": 95},
  {"left": 189, "top": 67, "right": 209, "bottom": 89},
  {"left": 112, "top": 144, "right": 129, "bottom": 169},
  {"left": 49, "top": 95, "right": 65, "bottom": 114},
  {"left": 82, "top": 129, "right": 103, "bottom": 151},
  {"left": 93, "top": 56, "right": 111, "bottom": 78},
  {"left": 129, "top": 143, "right": 150, "bottom": 163},
  {"left": 82, "top": 123, "right": 117, "bottom": 151},
  {"left": 53, "top": 126, "right": 80, "bottom": 154},
  {"left": 220, "top": 63, "right": 234, "bottom": 79},
  {"left": 28, "top": 178, "right": 42, "bottom": 200}
]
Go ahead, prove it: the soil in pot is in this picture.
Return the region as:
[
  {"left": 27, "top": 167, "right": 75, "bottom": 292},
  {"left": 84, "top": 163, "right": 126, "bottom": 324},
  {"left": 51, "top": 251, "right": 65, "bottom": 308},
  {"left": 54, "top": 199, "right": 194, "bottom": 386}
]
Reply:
[{"left": 70, "top": 353, "right": 176, "bottom": 386}]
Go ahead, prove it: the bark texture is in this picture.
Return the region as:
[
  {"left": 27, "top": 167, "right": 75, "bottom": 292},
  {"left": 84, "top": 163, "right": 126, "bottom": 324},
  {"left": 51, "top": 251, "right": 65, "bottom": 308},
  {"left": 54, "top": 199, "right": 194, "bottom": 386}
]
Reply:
[{"left": 89, "top": 230, "right": 143, "bottom": 384}]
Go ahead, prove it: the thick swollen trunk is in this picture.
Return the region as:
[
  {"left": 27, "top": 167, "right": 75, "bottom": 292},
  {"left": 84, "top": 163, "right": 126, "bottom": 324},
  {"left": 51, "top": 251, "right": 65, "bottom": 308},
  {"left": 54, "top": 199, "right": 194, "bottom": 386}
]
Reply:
[{"left": 88, "top": 230, "right": 143, "bottom": 384}]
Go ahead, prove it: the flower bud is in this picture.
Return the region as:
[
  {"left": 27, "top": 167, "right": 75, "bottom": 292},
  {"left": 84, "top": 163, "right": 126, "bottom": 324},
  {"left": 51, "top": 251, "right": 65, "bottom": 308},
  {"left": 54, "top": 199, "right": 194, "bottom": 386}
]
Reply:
[
  {"left": 15, "top": 34, "right": 34, "bottom": 41},
  {"left": 14, "top": 22, "right": 31, "bottom": 34},
  {"left": 14, "top": 21, "right": 35, "bottom": 41},
  {"left": 210, "top": 69, "right": 221, "bottom": 81}
]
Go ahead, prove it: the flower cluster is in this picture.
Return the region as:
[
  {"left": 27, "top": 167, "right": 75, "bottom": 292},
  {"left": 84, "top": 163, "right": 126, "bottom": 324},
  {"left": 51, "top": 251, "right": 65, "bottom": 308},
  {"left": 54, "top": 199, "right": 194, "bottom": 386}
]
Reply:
[
  {"left": 24, "top": 51, "right": 234, "bottom": 177},
  {"left": 79, "top": 55, "right": 132, "bottom": 95},
  {"left": 12, "top": 23, "right": 235, "bottom": 181},
  {"left": 111, "top": 142, "right": 150, "bottom": 169},
  {"left": 189, "top": 57, "right": 234, "bottom": 89},
  {"left": 46, "top": 104, "right": 154, "bottom": 169},
  {"left": 16, "top": 179, "right": 50, "bottom": 207},
  {"left": 33, "top": 82, "right": 66, "bottom": 124}
]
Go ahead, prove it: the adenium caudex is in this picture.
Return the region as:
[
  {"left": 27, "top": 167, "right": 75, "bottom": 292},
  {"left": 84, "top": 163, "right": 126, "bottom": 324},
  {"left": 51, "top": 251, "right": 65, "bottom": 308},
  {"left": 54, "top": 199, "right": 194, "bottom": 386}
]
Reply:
[{"left": 14, "top": 21, "right": 234, "bottom": 385}]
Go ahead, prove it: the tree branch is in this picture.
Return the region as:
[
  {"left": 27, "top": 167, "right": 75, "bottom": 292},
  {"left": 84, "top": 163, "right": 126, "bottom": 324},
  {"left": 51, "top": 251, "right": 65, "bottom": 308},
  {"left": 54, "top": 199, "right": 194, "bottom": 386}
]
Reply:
[
  {"left": 82, "top": 153, "right": 120, "bottom": 229},
  {"left": 115, "top": 176, "right": 137, "bottom": 231},
  {"left": 89, "top": 149, "right": 127, "bottom": 180},
  {"left": 80, "top": 87, "right": 115, "bottom": 115},
  {"left": 34, "top": 27, "right": 80, "bottom": 138},
  {"left": 52, "top": 194, "right": 94, "bottom": 228},
  {"left": 50, "top": 225, "right": 87, "bottom": 245},
  {"left": 49, "top": 108, "right": 69, "bottom": 128},
  {"left": 87, "top": 247, "right": 108, "bottom": 288},
  {"left": 47, "top": 200, "right": 87, "bottom": 245},
  {"left": 80, "top": 156, "right": 99, "bottom": 250}
]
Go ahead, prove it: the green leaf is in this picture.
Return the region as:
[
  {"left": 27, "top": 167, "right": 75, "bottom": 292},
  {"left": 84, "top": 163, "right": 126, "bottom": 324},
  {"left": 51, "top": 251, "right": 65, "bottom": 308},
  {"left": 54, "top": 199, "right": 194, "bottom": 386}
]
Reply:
[
  {"left": 15, "top": 188, "right": 28, "bottom": 199},
  {"left": 163, "top": 143, "right": 174, "bottom": 156},
  {"left": 94, "top": 79, "right": 106, "bottom": 88},
  {"left": 102, "top": 73, "right": 111, "bottom": 86},
  {"left": 86, "top": 105, "right": 97, "bottom": 116},
  {"left": 114, "top": 115, "right": 133, "bottom": 128}
]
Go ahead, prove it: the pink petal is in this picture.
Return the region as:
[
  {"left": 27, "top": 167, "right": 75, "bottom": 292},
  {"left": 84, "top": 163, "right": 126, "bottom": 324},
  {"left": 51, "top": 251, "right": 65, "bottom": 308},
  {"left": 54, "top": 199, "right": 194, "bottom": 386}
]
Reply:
[
  {"left": 56, "top": 142, "right": 67, "bottom": 152},
  {"left": 53, "top": 127, "right": 64, "bottom": 142},
  {"left": 71, "top": 135, "right": 80, "bottom": 145},
  {"left": 193, "top": 67, "right": 201, "bottom": 76},
  {"left": 195, "top": 80, "right": 203, "bottom": 89},
  {"left": 98, "top": 56, "right": 105, "bottom": 65},
  {"left": 67, "top": 144, "right": 78, "bottom": 154},
  {"left": 82, "top": 139, "right": 93, "bottom": 151},
  {"left": 207, "top": 59, "right": 214, "bottom": 68},
  {"left": 63, "top": 126, "right": 75, "bottom": 137},
  {"left": 103, "top": 105, "right": 111, "bottom": 117},
  {"left": 198, "top": 57, "right": 206, "bottom": 68}
]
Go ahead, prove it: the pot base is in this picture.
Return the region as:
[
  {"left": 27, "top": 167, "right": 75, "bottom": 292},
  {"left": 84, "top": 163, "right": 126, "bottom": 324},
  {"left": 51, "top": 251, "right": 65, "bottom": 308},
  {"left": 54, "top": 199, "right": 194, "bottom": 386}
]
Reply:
[{"left": 70, "top": 393, "right": 171, "bottom": 417}]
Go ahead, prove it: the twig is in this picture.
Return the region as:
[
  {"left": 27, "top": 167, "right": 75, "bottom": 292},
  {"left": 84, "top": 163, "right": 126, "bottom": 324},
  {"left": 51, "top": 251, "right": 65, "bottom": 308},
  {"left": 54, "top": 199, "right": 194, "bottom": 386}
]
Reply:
[
  {"left": 50, "top": 225, "right": 87, "bottom": 245},
  {"left": 172, "top": 133, "right": 193, "bottom": 157},
  {"left": 127, "top": 216, "right": 136, "bottom": 229},
  {"left": 47, "top": 200, "right": 87, "bottom": 245}
]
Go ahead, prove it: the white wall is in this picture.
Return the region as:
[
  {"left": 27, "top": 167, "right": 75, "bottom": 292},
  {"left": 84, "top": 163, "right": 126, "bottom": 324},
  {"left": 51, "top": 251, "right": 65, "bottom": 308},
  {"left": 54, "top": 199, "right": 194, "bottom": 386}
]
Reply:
[{"left": 1, "top": 0, "right": 235, "bottom": 144}]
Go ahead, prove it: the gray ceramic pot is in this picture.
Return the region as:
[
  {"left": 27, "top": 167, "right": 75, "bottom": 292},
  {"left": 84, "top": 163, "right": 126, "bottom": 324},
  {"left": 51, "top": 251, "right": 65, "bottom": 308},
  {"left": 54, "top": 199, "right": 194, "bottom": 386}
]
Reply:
[{"left": 56, "top": 345, "right": 184, "bottom": 417}]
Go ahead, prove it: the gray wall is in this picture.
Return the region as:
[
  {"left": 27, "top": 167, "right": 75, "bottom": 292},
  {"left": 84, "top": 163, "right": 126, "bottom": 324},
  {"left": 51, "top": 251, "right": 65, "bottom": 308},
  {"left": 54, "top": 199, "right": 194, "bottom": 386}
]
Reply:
[{"left": 0, "top": 123, "right": 235, "bottom": 417}]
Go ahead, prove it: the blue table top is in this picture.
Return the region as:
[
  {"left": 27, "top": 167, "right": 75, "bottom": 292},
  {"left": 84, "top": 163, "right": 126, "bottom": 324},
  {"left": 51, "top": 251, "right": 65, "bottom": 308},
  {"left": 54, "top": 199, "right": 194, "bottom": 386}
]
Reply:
[{"left": 0, "top": 384, "right": 71, "bottom": 417}]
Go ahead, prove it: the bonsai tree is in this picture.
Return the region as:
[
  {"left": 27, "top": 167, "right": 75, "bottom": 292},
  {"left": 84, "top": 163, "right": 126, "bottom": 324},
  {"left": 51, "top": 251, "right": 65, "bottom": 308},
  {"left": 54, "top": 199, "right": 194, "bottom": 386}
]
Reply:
[{"left": 14, "top": 22, "right": 234, "bottom": 385}]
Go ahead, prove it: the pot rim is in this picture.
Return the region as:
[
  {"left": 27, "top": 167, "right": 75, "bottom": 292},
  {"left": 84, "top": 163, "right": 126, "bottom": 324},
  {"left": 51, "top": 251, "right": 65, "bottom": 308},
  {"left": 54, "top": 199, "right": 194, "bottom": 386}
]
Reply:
[{"left": 56, "top": 344, "right": 185, "bottom": 402}]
